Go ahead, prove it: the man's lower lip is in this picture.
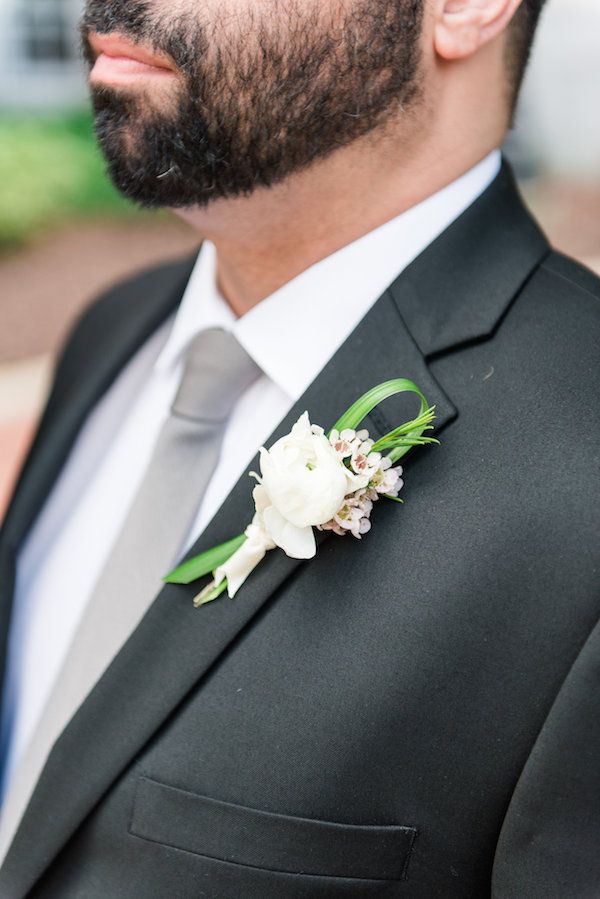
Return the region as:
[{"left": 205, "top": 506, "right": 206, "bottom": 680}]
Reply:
[{"left": 90, "top": 53, "right": 175, "bottom": 82}]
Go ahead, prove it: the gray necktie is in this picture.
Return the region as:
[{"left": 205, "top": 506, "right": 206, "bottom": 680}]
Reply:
[{"left": 0, "top": 327, "right": 261, "bottom": 861}]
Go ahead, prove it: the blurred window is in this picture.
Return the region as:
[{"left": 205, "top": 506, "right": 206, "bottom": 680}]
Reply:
[{"left": 16, "top": 0, "right": 74, "bottom": 64}]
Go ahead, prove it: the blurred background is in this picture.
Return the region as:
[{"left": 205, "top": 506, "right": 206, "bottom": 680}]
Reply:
[{"left": 1, "top": 0, "right": 599, "bottom": 517}]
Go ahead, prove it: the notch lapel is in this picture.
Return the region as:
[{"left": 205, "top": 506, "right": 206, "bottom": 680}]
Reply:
[
  {"left": 389, "top": 161, "right": 550, "bottom": 358},
  {"left": 0, "top": 160, "right": 551, "bottom": 896}
]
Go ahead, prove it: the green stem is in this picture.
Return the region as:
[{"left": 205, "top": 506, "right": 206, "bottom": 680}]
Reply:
[
  {"left": 193, "top": 578, "right": 229, "bottom": 607},
  {"left": 164, "top": 534, "right": 246, "bottom": 584}
]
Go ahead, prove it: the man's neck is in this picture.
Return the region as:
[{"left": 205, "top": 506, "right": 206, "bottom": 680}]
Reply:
[{"left": 174, "top": 125, "right": 500, "bottom": 318}]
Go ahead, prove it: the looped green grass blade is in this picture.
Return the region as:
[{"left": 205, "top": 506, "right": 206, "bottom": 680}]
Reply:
[
  {"left": 330, "top": 379, "right": 429, "bottom": 433},
  {"left": 330, "top": 379, "right": 436, "bottom": 462}
]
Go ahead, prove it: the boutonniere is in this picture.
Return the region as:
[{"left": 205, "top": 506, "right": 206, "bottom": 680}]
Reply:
[{"left": 164, "top": 379, "right": 438, "bottom": 606}]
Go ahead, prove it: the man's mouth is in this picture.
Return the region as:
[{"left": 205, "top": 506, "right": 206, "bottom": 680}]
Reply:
[{"left": 87, "top": 33, "right": 177, "bottom": 84}]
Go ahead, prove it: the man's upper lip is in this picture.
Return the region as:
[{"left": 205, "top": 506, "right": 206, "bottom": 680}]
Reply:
[{"left": 88, "top": 33, "right": 175, "bottom": 71}]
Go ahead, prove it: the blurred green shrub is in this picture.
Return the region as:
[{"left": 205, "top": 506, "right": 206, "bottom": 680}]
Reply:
[{"left": 0, "top": 109, "right": 140, "bottom": 250}]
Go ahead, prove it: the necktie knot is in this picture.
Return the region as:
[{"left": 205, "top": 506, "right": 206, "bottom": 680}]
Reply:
[{"left": 172, "top": 328, "right": 261, "bottom": 423}]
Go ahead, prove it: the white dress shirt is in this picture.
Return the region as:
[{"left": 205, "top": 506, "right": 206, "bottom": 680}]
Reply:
[{"left": 0, "top": 150, "right": 501, "bottom": 797}]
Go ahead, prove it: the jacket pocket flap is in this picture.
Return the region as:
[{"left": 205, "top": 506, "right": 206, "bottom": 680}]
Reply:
[{"left": 130, "top": 776, "right": 417, "bottom": 881}]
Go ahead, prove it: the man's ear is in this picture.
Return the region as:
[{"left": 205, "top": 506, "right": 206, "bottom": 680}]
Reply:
[{"left": 434, "top": 0, "right": 524, "bottom": 61}]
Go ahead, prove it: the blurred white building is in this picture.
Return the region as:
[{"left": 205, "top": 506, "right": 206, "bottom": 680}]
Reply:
[
  {"left": 513, "top": 0, "right": 600, "bottom": 179},
  {"left": 0, "top": 0, "right": 85, "bottom": 109}
]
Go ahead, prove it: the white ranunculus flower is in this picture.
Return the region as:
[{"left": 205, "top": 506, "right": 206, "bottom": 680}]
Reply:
[{"left": 255, "top": 412, "right": 368, "bottom": 559}]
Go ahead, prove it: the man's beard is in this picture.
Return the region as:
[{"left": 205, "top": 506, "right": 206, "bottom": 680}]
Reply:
[{"left": 81, "top": 0, "right": 424, "bottom": 209}]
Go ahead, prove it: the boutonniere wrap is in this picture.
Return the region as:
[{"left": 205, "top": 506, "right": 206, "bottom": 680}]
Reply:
[{"left": 165, "top": 379, "right": 438, "bottom": 606}]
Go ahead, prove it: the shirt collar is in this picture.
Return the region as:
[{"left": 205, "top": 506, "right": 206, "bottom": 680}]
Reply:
[
  {"left": 154, "top": 240, "right": 235, "bottom": 375},
  {"left": 154, "top": 149, "right": 501, "bottom": 400}
]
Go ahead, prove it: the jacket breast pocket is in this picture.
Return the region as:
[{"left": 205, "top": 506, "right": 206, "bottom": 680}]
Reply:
[{"left": 129, "top": 776, "right": 417, "bottom": 884}]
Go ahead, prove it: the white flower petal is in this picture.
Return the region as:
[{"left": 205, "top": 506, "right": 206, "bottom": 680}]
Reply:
[
  {"left": 262, "top": 506, "right": 316, "bottom": 558},
  {"left": 215, "top": 514, "right": 276, "bottom": 597},
  {"left": 290, "top": 411, "right": 312, "bottom": 439},
  {"left": 252, "top": 483, "right": 271, "bottom": 517}
]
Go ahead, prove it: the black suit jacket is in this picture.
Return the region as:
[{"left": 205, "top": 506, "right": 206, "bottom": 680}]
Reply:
[{"left": 0, "top": 162, "right": 599, "bottom": 898}]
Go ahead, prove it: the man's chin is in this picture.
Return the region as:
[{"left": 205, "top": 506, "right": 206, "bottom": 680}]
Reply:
[{"left": 95, "top": 137, "right": 221, "bottom": 211}]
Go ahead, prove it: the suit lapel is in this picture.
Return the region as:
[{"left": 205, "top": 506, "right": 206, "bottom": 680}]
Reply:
[
  {"left": 0, "top": 160, "right": 550, "bottom": 896},
  {"left": 390, "top": 161, "right": 550, "bottom": 358}
]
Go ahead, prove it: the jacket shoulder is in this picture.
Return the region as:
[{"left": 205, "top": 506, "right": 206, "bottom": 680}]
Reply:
[
  {"left": 61, "top": 252, "right": 198, "bottom": 357},
  {"left": 515, "top": 250, "right": 600, "bottom": 361},
  {"left": 34, "top": 252, "right": 197, "bottom": 440},
  {"left": 48, "top": 251, "right": 197, "bottom": 393},
  {"left": 539, "top": 250, "right": 600, "bottom": 306}
]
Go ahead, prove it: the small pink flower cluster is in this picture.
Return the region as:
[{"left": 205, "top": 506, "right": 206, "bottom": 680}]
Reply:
[{"left": 318, "top": 427, "right": 403, "bottom": 539}]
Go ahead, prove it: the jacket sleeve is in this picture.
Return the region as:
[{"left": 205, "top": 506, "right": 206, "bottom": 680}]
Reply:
[{"left": 491, "top": 609, "right": 600, "bottom": 898}]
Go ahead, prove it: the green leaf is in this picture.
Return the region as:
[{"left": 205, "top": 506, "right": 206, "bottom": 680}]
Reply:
[
  {"left": 388, "top": 443, "right": 432, "bottom": 464},
  {"left": 370, "top": 406, "right": 437, "bottom": 450},
  {"left": 373, "top": 435, "right": 440, "bottom": 454},
  {"left": 330, "top": 379, "right": 429, "bottom": 434},
  {"left": 383, "top": 494, "right": 404, "bottom": 504},
  {"left": 164, "top": 534, "right": 246, "bottom": 585}
]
